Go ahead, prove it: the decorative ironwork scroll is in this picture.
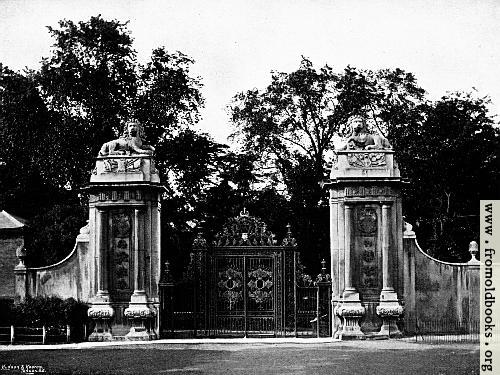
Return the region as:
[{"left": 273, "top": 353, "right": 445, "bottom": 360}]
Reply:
[
  {"left": 214, "top": 210, "right": 277, "bottom": 247},
  {"left": 247, "top": 267, "right": 273, "bottom": 307},
  {"left": 218, "top": 266, "right": 243, "bottom": 311}
]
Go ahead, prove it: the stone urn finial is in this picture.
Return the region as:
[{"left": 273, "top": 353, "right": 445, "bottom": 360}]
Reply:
[
  {"left": 15, "top": 245, "right": 27, "bottom": 270},
  {"left": 468, "top": 241, "right": 480, "bottom": 264}
]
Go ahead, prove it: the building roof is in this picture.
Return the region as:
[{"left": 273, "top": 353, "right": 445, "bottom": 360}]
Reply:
[{"left": 0, "top": 210, "right": 28, "bottom": 230}]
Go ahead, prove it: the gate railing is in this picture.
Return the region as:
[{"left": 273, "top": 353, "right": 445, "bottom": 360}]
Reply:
[
  {"left": 159, "top": 259, "right": 333, "bottom": 339},
  {"left": 402, "top": 313, "right": 480, "bottom": 343}
]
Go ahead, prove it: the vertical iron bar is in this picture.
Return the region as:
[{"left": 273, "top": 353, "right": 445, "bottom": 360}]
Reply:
[
  {"left": 316, "top": 285, "right": 320, "bottom": 338},
  {"left": 293, "top": 251, "right": 297, "bottom": 337},
  {"left": 273, "top": 254, "right": 277, "bottom": 337},
  {"left": 243, "top": 256, "right": 247, "bottom": 338},
  {"left": 193, "top": 258, "right": 198, "bottom": 338}
]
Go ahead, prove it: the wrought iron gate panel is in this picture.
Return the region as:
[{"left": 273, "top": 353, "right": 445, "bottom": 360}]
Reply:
[
  {"left": 214, "top": 255, "right": 276, "bottom": 336},
  {"left": 215, "top": 256, "right": 245, "bottom": 335},
  {"left": 246, "top": 256, "right": 275, "bottom": 335}
]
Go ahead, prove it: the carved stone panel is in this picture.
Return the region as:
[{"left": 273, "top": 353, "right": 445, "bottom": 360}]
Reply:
[
  {"left": 360, "top": 237, "right": 377, "bottom": 290},
  {"left": 347, "top": 152, "right": 386, "bottom": 168},
  {"left": 103, "top": 158, "right": 142, "bottom": 173},
  {"left": 357, "top": 208, "right": 377, "bottom": 235},
  {"left": 111, "top": 211, "right": 132, "bottom": 296},
  {"left": 355, "top": 206, "right": 380, "bottom": 298}
]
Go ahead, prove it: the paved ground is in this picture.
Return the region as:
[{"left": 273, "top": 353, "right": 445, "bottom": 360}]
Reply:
[{"left": 0, "top": 339, "right": 479, "bottom": 375}]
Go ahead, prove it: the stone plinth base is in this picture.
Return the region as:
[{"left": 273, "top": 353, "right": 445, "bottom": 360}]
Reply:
[
  {"left": 88, "top": 329, "right": 113, "bottom": 342},
  {"left": 124, "top": 303, "right": 156, "bottom": 341},
  {"left": 376, "top": 302, "right": 404, "bottom": 338},
  {"left": 88, "top": 304, "right": 114, "bottom": 342},
  {"left": 125, "top": 326, "right": 155, "bottom": 341},
  {"left": 335, "top": 297, "right": 366, "bottom": 340}
]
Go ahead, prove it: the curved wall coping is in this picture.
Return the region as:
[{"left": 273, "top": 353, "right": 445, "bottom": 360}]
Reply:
[
  {"left": 404, "top": 226, "right": 479, "bottom": 267},
  {"left": 27, "top": 232, "right": 89, "bottom": 272}
]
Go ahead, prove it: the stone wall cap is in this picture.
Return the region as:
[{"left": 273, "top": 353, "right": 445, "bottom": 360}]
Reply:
[
  {"left": 321, "top": 177, "right": 404, "bottom": 186},
  {"left": 82, "top": 182, "right": 167, "bottom": 191}
]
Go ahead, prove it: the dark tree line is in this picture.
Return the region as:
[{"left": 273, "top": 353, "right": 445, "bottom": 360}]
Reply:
[
  {"left": 230, "top": 58, "right": 500, "bottom": 264},
  {"left": 0, "top": 16, "right": 498, "bottom": 273}
]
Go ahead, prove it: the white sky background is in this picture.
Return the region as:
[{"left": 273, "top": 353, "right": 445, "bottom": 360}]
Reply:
[{"left": 1, "top": 0, "right": 499, "bottom": 143}]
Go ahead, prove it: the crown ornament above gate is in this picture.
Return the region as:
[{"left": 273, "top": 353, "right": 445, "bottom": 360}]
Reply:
[{"left": 211, "top": 210, "right": 296, "bottom": 248}]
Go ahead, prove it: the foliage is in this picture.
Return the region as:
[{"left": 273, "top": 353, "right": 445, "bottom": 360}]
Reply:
[
  {"left": 229, "top": 57, "right": 425, "bottom": 269},
  {"left": 0, "top": 65, "right": 54, "bottom": 215},
  {"left": 37, "top": 16, "right": 137, "bottom": 189},
  {"left": 388, "top": 92, "right": 500, "bottom": 261},
  {"left": 1, "top": 296, "right": 88, "bottom": 328},
  {"left": 230, "top": 58, "right": 499, "bottom": 263},
  {"left": 27, "top": 203, "right": 88, "bottom": 266},
  {"left": 136, "top": 48, "right": 204, "bottom": 140},
  {"left": 0, "top": 16, "right": 210, "bottom": 266},
  {"left": 230, "top": 57, "right": 425, "bottom": 184}
]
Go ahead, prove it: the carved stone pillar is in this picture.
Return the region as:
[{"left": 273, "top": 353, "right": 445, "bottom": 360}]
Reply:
[
  {"left": 335, "top": 203, "right": 365, "bottom": 339},
  {"left": 124, "top": 208, "right": 155, "bottom": 340},
  {"left": 377, "top": 203, "right": 403, "bottom": 338},
  {"left": 88, "top": 209, "right": 114, "bottom": 342},
  {"left": 96, "top": 209, "right": 110, "bottom": 299},
  {"left": 133, "top": 208, "right": 145, "bottom": 294},
  {"left": 344, "top": 204, "right": 354, "bottom": 294},
  {"left": 329, "top": 192, "right": 342, "bottom": 338},
  {"left": 381, "top": 203, "right": 393, "bottom": 293}
]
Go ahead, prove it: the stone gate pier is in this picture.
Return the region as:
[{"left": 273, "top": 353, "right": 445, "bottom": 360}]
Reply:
[
  {"left": 322, "top": 121, "right": 404, "bottom": 339},
  {"left": 85, "top": 121, "right": 163, "bottom": 341}
]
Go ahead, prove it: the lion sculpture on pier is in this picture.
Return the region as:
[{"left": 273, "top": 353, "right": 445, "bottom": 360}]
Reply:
[
  {"left": 98, "top": 120, "right": 155, "bottom": 156},
  {"left": 341, "top": 116, "right": 392, "bottom": 150}
]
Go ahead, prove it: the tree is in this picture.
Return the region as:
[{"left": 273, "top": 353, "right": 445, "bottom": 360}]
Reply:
[
  {"left": 230, "top": 57, "right": 425, "bottom": 190},
  {"left": 388, "top": 92, "right": 500, "bottom": 261},
  {"left": 0, "top": 65, "right": 56, "bottom": 216},
  {"left": 229, "top": 57, "right": 425, "bottom": 270},
  {"left": 0, "top": 16, "right": 210, "bottom": 266},
  {"left": 37, "top": 16, "right": 138, "bottom": 189}
]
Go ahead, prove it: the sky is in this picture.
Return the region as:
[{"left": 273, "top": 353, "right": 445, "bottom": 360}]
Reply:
[{"left": 1, "top": 0, "right": 499, "bottom": 143}]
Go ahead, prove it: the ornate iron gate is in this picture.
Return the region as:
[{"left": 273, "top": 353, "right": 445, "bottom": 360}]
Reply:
[
  {"left": 214, "top": 255, "right": 276, "bottom": 336},
  {"left": 159, "top": 211, "right": 331, "bottom": 338}
]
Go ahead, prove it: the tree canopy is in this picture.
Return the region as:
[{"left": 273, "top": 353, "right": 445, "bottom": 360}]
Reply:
[
  {"left": 230, "top": 57, "right": 425, "bottom": 185},
  {"left": 0, "top": 16, "right": 221, "bottom": 266},
  {"left": 388, "top": 92, "right": 500, "bottom": 261},
  {"left": 229, "top": 57, "right": 427, "bottom": 269},
  {"left": 230, "top": 57, "right": 499, "bottom": 264},
  {"left": 0, "top": 17, "right": 497, "bottom": 270}
]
